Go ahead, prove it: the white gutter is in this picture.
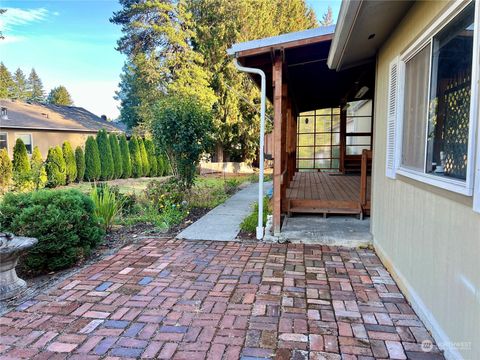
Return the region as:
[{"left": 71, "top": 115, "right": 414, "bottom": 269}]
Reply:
[{"left": 233, "top": 59, "right": 266, "bottom": 240}]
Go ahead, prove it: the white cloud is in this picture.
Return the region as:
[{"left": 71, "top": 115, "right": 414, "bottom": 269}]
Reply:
[
  {"left": 0, "top": 34, "right": 26, "bottom": 44},
  {"left": 0, "top": 7, "right": 49, "bottom": 32}
]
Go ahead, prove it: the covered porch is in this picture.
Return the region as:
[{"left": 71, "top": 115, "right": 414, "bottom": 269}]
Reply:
[{"left": 228, "top": 27, "right": 375, "bottom": 234}]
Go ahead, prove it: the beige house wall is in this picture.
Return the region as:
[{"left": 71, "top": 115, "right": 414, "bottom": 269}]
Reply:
[
  {"left": 372, "top": 1, "right": 480, "bottom": 359},
  {"left": 1, "top": 129, "right": 93, "bottom": 158}
]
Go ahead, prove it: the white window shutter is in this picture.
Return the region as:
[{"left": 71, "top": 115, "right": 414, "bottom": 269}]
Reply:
[{"left": 386, "top": 57, "right": 400, "bottom": 179}]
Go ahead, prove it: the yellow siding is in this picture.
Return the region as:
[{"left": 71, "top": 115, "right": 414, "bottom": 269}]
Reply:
[{"left": 373, "top": 1, "right": 480, "bottom": 359}]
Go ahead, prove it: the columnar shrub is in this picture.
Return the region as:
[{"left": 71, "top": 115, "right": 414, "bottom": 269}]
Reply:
[
  {"left": 0, "top": 148, "right": 12, "bottom": 192},
  {"left": 109, "top": 134, "right": 123, "bottom": 179},
  {"left": 138, "top": 137, "right": 150, "bottom": 177},
  {"left": 96, "top": 129, "right": 114, "bottom": 180},
  {"left": 129, "top": 136, "right": 142, "bottom": 178},
  {"left": 144, "top": 139, "right": 158, "bottom": 177},
  {"left": 119, "top": 134, "right": 131, "bottom": 178},
  {"left": 62, "top": 141, "right": 77, "bottom": 184},
  {"left": 31, "top": 146, "right": 47, "bottom": 190},
  {"left": 84, "top": 136, "right": 101, "bottom": 181},
  {"left": 12, "top": 138, "right": 31, "bottom": 190},
  {"left": 75, "top": 146, "right": 85, "bottom": 182},
  {"left": 46, "top": 146, "right": 66, "bottom": 187},
  {"left": 0, "top": 189, "right": 104, "bottom": 272}
]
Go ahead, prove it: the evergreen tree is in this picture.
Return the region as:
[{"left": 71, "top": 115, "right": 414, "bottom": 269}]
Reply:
[
  {"left": 31, "top": 146, "right": 47, "bottom": 190},
  {"left": 84, "top": 136, "right": 101, "bottom": 181},
  {"left": 75, "top": 146, "right": 85, "bottom": 182},
  {"left": 118, "top": 134, "right": 132, "bottom": 178},
  {"left": 12, "top": 138, "right": 31, "bottom": 190},
  {"left": 0, "top": 62, "right": 14, "bottom": 98},
  {"left": 62, "top": 141, "right": 77, "bottom": 184},
  {"left": 96, "top": 129, "right": 114, "bottom": 180},
  {"left": 12, "top": 68, "right": 28, "bottom": 101},
  {"left": 0, "top": 148, "right": 12, "bottom": 192},
  {"left": 109, "top": 133, "right": 123, "bottom": 179},
  {"left": 46, "top": 146, "right": 67, "bottom": 187},
  {"left": 138, "top": 137, "right": 149, "bottom": 176},
  {"left": 27, "top": 68, "right": 45, "bottom": 102},
  {"left": 47, "top": 85, "right": 73, "bottom": 105},
  {"left": 144, "top": 139, "right": 158, "bottom": 176},
  {"left": 129, "top": 136, "right": 142, "bottom": 178}
]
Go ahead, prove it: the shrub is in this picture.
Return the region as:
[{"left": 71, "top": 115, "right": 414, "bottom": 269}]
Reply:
[
  {"left": 30, "top": 146, "right": 47, "bottom": 190},
  {"left": 96, "top": 129, "right": 114, "bottom": 180},
  {"left": 0, "top": 148, "right": 12, "bottom": 192},
  {"left": 138, "top": 137, "right": 150, "bottom": 177},
  {"left": 46, "top": 146, "right": 66, "bottom": 187},
  {"left": 90, "top": 184, "right": 124, "bottom": 232},
  {"left": 109, "top": 134, "right": 123, "bottom": 179},
  {"left": 0, "top": 189, "right": 104, "bottom": 272},
  {"left": 145, "top": 178, "right": 185, "bottom": 209},
  {"left": 119, "top": 134, "right": 131, "bottom": 178},
  {"left": 144, "top": 139, "right": 157, "bottom": 176},
  {"left": 152, "top": 95, "right": 213, "bottom": 189},
  {"left": 129, "top": 136, "right": 142, "bottom": 178},
  {"left": 240, "top": 196, "right": 271, "bottom": 233},
  {"left": 62, "top": 141, "right": 77, "bottom": 184},
  {"left": 84, "top": 136, "right": 101, "bottom": 181},
  {"left": 75, "top": 146, "right": 85, "bottom": 182},
  {"left": 12, "top": 138, "right": 32, "bottom": 191}
]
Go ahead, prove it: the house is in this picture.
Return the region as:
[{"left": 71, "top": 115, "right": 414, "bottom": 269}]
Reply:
[
  {"left": 228, "top": 1, "right": 480, "bottom": 359},
  {"left": 0, "top": 99, "right": 124, "bottom": 158}
]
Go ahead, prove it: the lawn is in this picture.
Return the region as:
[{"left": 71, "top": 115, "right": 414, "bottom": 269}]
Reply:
[{"left": 63, "top": 176, "right": 168, "bottom": 195}]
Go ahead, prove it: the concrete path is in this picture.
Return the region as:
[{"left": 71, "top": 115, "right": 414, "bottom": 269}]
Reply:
[{"left": 177, "top": 181, "right": 272, "bottom": 241}]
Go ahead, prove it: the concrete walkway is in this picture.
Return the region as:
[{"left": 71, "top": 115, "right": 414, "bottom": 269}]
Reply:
[{"left": 177, "top": 181, "right": 272, "bottom": 241}]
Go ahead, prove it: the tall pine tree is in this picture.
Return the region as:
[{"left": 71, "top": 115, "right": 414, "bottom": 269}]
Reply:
[
  {"left": 27, "top": 68, "right": 45, "bottom": 102},
  {"left": 0, "top": 63, "right": 13, "bottom": 98},
  {"left": 47, "top": 85, "right": 73, "bottom": 105},
  {"left": 12, "top": 68, "right": 28, "bottom": 101}
]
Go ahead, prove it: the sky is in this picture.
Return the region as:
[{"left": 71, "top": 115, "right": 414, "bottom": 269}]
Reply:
[{"left": 0, "top": 0, "right": 341, "bottom": 120}]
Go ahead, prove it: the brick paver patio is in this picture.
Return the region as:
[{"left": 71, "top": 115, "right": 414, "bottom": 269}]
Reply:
[{"left": 0, "top": 238, "right": 444, "bottom": 359}]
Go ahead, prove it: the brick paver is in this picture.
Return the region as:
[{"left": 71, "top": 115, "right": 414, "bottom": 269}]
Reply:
[{"left": 0, "top": 238, "right": 444, "bottom": 359}]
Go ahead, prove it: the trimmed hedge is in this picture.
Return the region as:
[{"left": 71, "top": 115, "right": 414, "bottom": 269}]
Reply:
[
  {"left": 0, "top": 148, "right": 12, "bottom": 192},
  {"left": 138, "top": 137, "right": 150, "bottom": 177},
  {"left": 145, "top": 139, "right": 157, "bottom": 176},
  {"left": 62, "top": 141, "right": 77, "bottom": 184},
  {"left": 0, "top": 189, "right": 104, "bottom": 272},
  {"left": 129, "top": 136, "right": 142, "bottom": 178},
  {"left": 84, "top": 136, "right": 101, "bottom": 181},
  {"left": 96, "top": 129, "right": 114, "bottom": 180},
  {"left": 75, "top": 146, "right": 85, "bottom": 182},
  {"left": 109, "top": 134, "right": 122, "bottom": 179},
  {"left": 119, "top": 134, "right": 131, "bottom": 178},
  {"left": 46, "top": 146, "right": 66, "bottom": 187}
]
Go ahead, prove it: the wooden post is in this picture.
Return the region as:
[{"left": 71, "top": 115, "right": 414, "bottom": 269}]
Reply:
[
  {"left": 273, "top": 53, "right": 283, "bottom": 234},
  {"left": 340, "top": 104, "right": 347, "bottom": 173}
]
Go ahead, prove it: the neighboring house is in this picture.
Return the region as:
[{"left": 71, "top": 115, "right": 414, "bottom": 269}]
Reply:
[
  {"left": 228, "top": 1, "right": 479, "bottom": 359},
  {"left": 0, "top": 99, "right": 124, "bottom": 158}
]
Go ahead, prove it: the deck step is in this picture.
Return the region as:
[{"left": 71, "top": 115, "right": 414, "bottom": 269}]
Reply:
[{"left": 289, "top": 206, "right": 360, "bottom": 214}]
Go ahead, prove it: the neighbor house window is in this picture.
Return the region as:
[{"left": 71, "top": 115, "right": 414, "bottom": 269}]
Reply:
[
  {"left": 0, "top": 133, "right": 7, "bottom": 150},
  {"left": 393, "top": 1, "right": 478, "bottom": 195},
  {"left": 16, "top": 134, "right": 32, "bottom": 154}
]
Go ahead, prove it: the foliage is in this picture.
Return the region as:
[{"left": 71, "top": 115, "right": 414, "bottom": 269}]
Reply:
[
  {"left": 12, "top": 138, "right": 32, "bottom": 191},
  {"left": 30, "top": 146, "right": 47, "bottom": 190},
  {"left": 0, "top": 148, "right": 12, "bottom": 193},
  {"left": 47, "top": 85, "right": 73, "bottom": 106},
  {"left": 90, "top": 184, "right": 125, "bottom": 232},
  {"left": 118, "top": 134, "right": 132, "bottom": 178},
  {"left": 144, "top": 139, "right": 157, "bottom": 176},
  {"left": 0, "top": 189, "right": 103, "bottom": 272},
  {"left": 27, "top": 68, "right": 45, "bottom": 102},
  {"left": 240, "top": 196, "right": 271, "bottom": 233},
  {"left": 96, "top": 129, "right": 114, "bottom": 180},
  {"left": 320, "top": 6, "right": 333, "bottom": 26},
  {"left": 152, "top": 95, "right": 213, "bottom": 189},
  {"left": 109, "top": 133, "right": 123, "bottom": 179},
  {"left": 84, "top": 136, "right": 101, "bottom": 181},
  {"left": 12, "top": 68, "right": 28, "bottom": 101},
  {"left": 138, "top": 137, "right": 150, "bottom": 177},
  {"left": 0, "top": 62, "right": 14, "bottom": 98},
  {"left": 75, "top": 146, "right": 85, "bottom": 182},
  {"left": 145, "top": 178, "right": 185, "bottom": 209},
  {"left": 62, "top": 141, "right": 77, "bottom": 184},
  {"left": 46, "top": 146, "right": 66, "bottom": 187},
  {"left": 129, "top": 136, "right": 142, "bottom": 178}
]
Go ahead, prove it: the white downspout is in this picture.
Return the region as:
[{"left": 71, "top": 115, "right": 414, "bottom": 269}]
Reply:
[{"left": 233, "top": 58, "right": 266, "bottom": 240}]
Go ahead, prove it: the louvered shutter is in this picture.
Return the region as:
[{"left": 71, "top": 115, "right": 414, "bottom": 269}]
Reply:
[{"left": 386, "top": 57, "right": 400, "bottom": 179}]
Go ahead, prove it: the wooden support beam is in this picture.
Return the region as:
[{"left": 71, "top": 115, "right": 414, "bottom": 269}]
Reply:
[
  {"left": 340, "top": 105, "right": 347, "bottom": 173},
  {"left": 272, "top": 53, "right": 283, "bottom": 234}
]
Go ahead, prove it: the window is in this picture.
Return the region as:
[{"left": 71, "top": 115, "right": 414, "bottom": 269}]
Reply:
[
  {"left": 16, "top": 134, "right": 32, "bottom": 154},
  {"left": 0, "top": 133, "right": 7, "bottom": 150},
  {"left": 392, "top": 1, "right": 479, "bottom": 196}
]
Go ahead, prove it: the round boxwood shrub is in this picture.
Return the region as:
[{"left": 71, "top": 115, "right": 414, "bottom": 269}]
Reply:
[
  {"left": 46, "top": 146, "right": 67, "bottom": 187},
  {"left": 109, "top": 134, "right": 122, "bottom": 179},
  {"left": 96, "top": 129, "right": 114, "bottom": 180},
  {"left": 84, "top": 136, "right": 101, "bottom": 181},
  {"left": 75, "top": 146, "right": 85, "bottom": 182},
  {"left": 0, "top": 148, "right": 12, "bottom": 192},
  {"left": 62, "top": 141, "right": 77, "bottom": 184},
  {"left": 129, "top": 136, "right": 142, "bottom": 178},
  {"left": 0, "top": 189, "right": 104, "bottom": 272},
  {"left": 119, "top": 134, "right": 131, "bottom": 178}
]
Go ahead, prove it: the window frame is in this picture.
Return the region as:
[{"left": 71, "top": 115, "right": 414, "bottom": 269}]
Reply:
[
  {"left": 15, "top": 133, "right": 33, "bottom": 155},
  {"left": 0, "top": 132, "right": 8, "bottom": 151},
  {"left": 396, "top": 0, "right": 479, "bottom": 196}
]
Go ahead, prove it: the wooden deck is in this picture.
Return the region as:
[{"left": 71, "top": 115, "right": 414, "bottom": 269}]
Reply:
[{"left": 286, "top": 171, "right": 371, "bottom": 217}]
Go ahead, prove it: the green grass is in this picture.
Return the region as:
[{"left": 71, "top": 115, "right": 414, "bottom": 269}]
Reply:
[
  {"left": 63, "top": 176, "right": 169, "bottom": 195},
  {"left": 240, "top": 196, "right": 271, "bottom": 233}
]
